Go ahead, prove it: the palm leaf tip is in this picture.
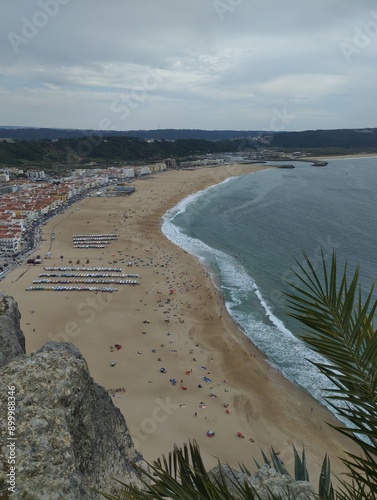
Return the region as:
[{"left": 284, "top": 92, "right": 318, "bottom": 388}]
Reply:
[
  {"left": 285, "top": 249, "right": 377, "bottom": 496},
  {"left": 318, "top": 454, "right": 333, "bottom": 499}
]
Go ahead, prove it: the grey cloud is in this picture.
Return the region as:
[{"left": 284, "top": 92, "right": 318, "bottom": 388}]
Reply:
[{"left": 0, "top": 0, "right": 376, "bottom": 130}]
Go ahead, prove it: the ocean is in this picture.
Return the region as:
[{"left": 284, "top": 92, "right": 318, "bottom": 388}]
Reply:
[{"left": 161, "top": 156, "right": 377, "bottom": 416}]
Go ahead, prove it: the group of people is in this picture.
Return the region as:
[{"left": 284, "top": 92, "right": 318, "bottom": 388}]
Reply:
[
  {"left": 110, "top": 344, "right": 122, "bottom": 352},
  {"left": 108, "top": 387, "right": 126, "bottom": 397}
]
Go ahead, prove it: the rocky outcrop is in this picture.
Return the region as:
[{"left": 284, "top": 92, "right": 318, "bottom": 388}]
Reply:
[
  {"left": 0, "top": 293, "right": 25, "bottom": 367},
  {"left": 311, "top": 161, "right": 328, "bottom": 166},
  {"left": 0, "top": 294, "right": 318, "bottom": 499},
  {"left": 0, "top": 342, "right": 144, "bottom": 499},
  {"left": 210, "top": 464, "right": 315, "bottom": 499}
]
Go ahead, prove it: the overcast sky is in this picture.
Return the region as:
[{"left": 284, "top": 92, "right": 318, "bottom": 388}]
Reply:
[{"left": 1, "top": 1, "right": 376, "bottom": 132}]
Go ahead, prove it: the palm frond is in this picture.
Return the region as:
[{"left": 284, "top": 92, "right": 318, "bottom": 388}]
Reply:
[
  {"left": 285, "top": 250, "right": 377, "bottom": 495},
  {"left": 270, "top": 447, "right": 291, "bottom": 477},
  {"left": 292, "top": 444, "right": 309, "bottom": 482},
  {"left": 318, "top": 453, "right": 334, "bottom": 499},
  {"left": 99, "top": 440, "right": 265, "bottom": 500},
  {"left": 99, "top": 441, "right": 329, "bottom": 500}
]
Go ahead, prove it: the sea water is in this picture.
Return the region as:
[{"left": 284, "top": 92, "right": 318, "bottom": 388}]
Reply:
[{"left": 161, "top": 157, "right": 377, "bottom": 415}]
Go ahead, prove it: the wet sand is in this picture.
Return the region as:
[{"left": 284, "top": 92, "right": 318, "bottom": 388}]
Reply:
[{"left": 1, "top": 163, "right": 359, "bottom": 484}]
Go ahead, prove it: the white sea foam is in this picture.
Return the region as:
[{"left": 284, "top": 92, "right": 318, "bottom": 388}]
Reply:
[
  {"left": 161, "top": 183, "right": 342, "bottom": 417},
  {"left": 162, "top": 176, "right": 240, "bottom": 225},
  {"left": 163, "top": 160, "right": 377, "bottom": 431}
]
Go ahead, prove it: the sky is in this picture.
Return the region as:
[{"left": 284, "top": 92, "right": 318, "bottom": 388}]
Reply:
[{"left": 1, "top": 0, "right": 377, "bottom": 132}]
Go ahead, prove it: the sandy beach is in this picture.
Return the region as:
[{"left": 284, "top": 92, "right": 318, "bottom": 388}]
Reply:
[
  {"left": 1, "top": 163, "right": 359, "bottom": 485},
  {"left": 309, "top": 152, "right": 377, "bottom": 160}
]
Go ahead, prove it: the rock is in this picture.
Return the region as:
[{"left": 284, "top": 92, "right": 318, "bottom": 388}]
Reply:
[
  {"left": 311, "top": 161, "right": 328, "bottom": 166},
  {"left": 0, "top": 342, "right": 144, "bottom": 499},
  {"left": 0, "top": 293, "right": 25, "bottom": 367},
  {"left": 210, "top": 464, "right": 316, "bottom": 499}
]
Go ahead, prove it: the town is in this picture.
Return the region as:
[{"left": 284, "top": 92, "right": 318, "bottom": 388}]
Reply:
[{"left": 0, "top": 160, "right": 173, "bottom": 274}]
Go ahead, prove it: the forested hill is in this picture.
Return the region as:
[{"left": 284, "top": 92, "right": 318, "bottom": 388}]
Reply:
[
  {"left": 0, "top": 136, "right": 244, "bottom": 167},
  {"left": 0, "top": 128, "right": 376, "bottom": 170},
  {"left": 1, "top": 126, "right": 376, "bottom": 145},
  {"left": 0, "top": 127, "right": 263, "bottom": 141},
  {"left": 270, "top": 128, "right": 377, "bottom": 149}
]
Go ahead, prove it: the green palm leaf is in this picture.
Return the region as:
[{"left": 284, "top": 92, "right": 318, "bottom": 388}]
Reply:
[
  {"left": 99, "top": 441, "right": 332, "bottom": 499},
  {"left": 292, "top": 444, "right": 309, "bottom": 482},
  {"left": 100, "top": 440, "right": 264, "bottom": 499},
  {"left": 318, "top": 453, "right": 334, "bottom": 499},
  {"left": 285, "top": 250, "right": 377, "bottom": 495}
]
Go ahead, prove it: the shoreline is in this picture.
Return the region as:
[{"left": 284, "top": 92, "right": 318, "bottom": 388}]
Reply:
[
  {"left": 307, "top": 152, "right": 377, "bottom": 160},
  {"left": 1, "top": 163, "right": 359, "bottom": 485}
]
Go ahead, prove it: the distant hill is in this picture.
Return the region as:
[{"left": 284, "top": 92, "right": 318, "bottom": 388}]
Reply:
[
  {"left": 0, "top": 136, "right": 248, "bottom": 169},
  {"left": 270, "top": 128, "right": 377, "bottom": 149},
  {"left": 0, "top": 127, "right": 264, "bottom": 141},
  {"left": 0, "top": 127, "right": 376, "bottom": 171},
  {"left": 0, "top": 126, "right": 377, "bottom": 147}
]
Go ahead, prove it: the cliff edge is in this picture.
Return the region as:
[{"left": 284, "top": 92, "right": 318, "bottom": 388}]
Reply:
[
  {"left": 0, "top": 293, "right": 319, "bottom": 499},
  {"left": 0, "top": 293, "right": 25, "bottom": 367},
  {"left": 0, "top": 340, "right": 144, "bottom": 499}
]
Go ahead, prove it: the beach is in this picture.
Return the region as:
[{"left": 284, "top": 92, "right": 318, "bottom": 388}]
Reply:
[{"left": 1, "top": 163, "right": 359, "bottom": 484}]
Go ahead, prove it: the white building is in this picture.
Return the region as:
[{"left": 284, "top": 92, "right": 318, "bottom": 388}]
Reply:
[
  {"left": 122, "top": 168, "right": 135, "bottom": 178},
  {"left": 135, "top": 166, "right": 150, "bottom": 176},
  {"left": 0, "top": 228, "right": 22, "bottom": 256},
  {"left": 0, "top": 173, "right": 10, "bottom": 182},
  {"left": 27, "top": 170, "right": 46, "bottom": 180}
]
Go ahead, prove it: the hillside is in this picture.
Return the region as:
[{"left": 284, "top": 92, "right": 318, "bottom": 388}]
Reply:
[
  {"left": 1, "top": 126, "right": 377, "bottom": 146},
  {"left": 270, "top": 128, "right": 377, "bottom": 149},
  {"left": 0, "top": 136, "right": 247, "bottom": 170},
  {"left": 0, "top": 127, "right": 263, "bottom": 142},
  {"left": 0, "top": 128, "right": 376, "bottom": 171}
]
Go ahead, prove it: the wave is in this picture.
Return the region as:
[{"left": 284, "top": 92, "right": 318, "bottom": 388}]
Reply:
[
  {"left": 162, "top": 176, "right": 240, "bottom": 223},
  {"left": 161, "top": 181, "right": 342, "bottom": 418}
]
